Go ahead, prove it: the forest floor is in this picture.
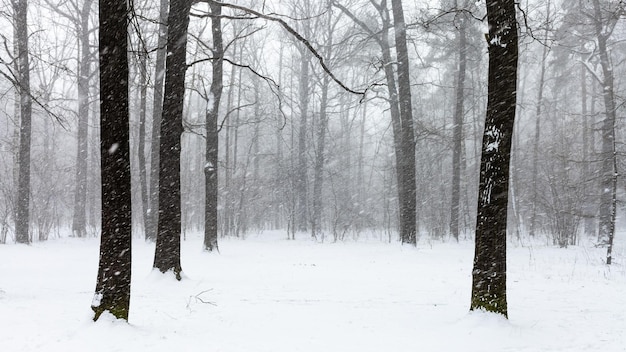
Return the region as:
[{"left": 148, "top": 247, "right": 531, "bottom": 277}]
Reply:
[{"left": 0, "top": 230, "right": 624, "bottom": 352}]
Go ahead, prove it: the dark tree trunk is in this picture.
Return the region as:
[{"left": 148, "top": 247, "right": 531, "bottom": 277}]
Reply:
[
  {"left": 204, "top": 0, "right": 223, "bottom": 252},
  {"left": 72, "top": 0, "right": 94, "bottom": 239},
  {"left": 92, "top": 0, "right": 132, "bottom": 321},
  {"left": 450, "top": 4, "right": 467, "bottom": 242},
  {"left": 147, "top": 0, "right": 169, "bottom": 242},
  {"left": 470, "top": 0, "right": 518, "bottom": 317},
  {"left": 390, "top": 0, "right": 417, "bottom": 245},
  {"left": 14, "top": 0, "right": 32, "bottom": 244},
  {"left": 153, "top": 0, "right": 191, "bottom": 279}
]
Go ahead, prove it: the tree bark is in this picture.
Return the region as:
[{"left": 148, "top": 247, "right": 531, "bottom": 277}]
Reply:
[
  {"left": 297, "top": 48, "right": 310, "bottom": 233},
  {"left": 153, "top": 0, "right": 191, "bottom": 279},
  {"left": 72, "top": 0, "right": 94, "bottom": 239},
  {"left": 312, "top": 75, "right": 329, "bottom": 240},
  {"left": 138, "top": 50, "right": 149, "bottom": 236},
  {"left": 591, "top": 0, "right": 619, "bottom": 263},
  {"left": 14, "top": 0, "right": 32, "bottom": 244},
  {"left": 470, "top": 0, "right": 518, "bottom": 317},
  {"left": 529, "top": 0, "right": 551, "bottom": 238},
  {"left": 147, "top": 0, "right": 169, "bottom": 241},
  {"left": 92, "top": 0, "right": 132, "bottom": 321},
  {"left": 390, "top": 0, "right": 417, "bottom": 245},
  {"left": 204, "top": 0, "right": 223, "bottom": 252},
  {"left": 450, "top": 3, "right": 467, "bottom": 241}
]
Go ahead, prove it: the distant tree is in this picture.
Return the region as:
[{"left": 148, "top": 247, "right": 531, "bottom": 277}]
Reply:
[
  {"left": 470, "top": 0, "right": 518, "bottom": 317},
  {"left": 153, "top": 0, "right": 192, "bottom": 279},
  {"left": 588, "top": 0, "right": 624, "bottom": 264},
  {"left": 91, "top": 0, "right": 132, "bottom": 321},
  {"left": 450, "top": 0, "right": 469, "bottom": 241},
  {"left": 333, "top": 0, "right": 417, "bottom": 244},
  {"left": 204, "top": 0, "right": 223, "bottom": 252},
  {"left": 390, "top": 0, "right": 417, "bottom": 245},
  {"left": 14, "top": 0, "right": 33, "bottom": 244},
  {"left": 147, "top": 0, "right": 169, "bottom": 242}
]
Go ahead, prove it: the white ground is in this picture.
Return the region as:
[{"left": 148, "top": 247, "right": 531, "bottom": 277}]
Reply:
[{"left": 0, "top": 230, "right": 624, "bottom": 352}]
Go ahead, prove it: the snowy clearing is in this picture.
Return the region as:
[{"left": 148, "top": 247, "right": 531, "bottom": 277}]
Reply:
[{"left": 1, "top": 231, "right": 624, "bottom": 352}]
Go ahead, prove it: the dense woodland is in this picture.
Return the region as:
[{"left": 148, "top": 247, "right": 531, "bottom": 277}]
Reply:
[{"left": 0, "top": 0, "right": 624, "bottom": 319}]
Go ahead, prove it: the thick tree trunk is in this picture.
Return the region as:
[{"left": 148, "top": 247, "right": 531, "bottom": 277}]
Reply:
[
  {"left": 153, "top": 0, "right": 191, "bottom": 279},
  {"left": 450, "top": 5, "right": 467, "bottom": 241},
  {"left": 14, "top": 0, "right": 32, "bottom": 244},
  {"left": 204, "top": 0, "right": 222, "bottom": 252},
  {"left": 92, "top": 0, "right": 132, "bottom": 321},
  {"left": 147, "top": 0, "right": 169, "bottom": 241},
  {"left": 390, "top": 0, "right": 417, "bottom": 245},
  {"left": 470, "top": 0, "right": 518, "bottom": 317}
]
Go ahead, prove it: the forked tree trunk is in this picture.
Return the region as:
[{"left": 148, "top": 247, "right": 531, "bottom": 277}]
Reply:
[
  {"left": 92, "top": 0, "right": 132, "bottom": 321},
  {"left": 470, "top": 0, "right": 518, "bottom": 317}
]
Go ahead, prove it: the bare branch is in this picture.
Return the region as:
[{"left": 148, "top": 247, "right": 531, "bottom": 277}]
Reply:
[{"left": 197, "top": 0, "right": 366, "bottom": 96}]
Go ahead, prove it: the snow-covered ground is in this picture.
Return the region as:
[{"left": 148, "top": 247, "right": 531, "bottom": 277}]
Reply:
[{"left": 0, "top": 230, "right": 624, "bottom": 352}]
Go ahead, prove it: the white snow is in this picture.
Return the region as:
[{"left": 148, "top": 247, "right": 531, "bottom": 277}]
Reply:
[{"left": 0, "top": 231, "right": 624, "bottom": 352}]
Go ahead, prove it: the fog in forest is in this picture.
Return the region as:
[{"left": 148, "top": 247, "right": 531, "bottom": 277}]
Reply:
[{"left": 0, "top": 0, "right": 624, "bottom": 249}]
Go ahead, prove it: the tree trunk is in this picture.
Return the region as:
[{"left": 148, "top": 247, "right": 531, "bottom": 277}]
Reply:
[
  {"left": 92, "top": 0, "right": 132, "bottom": 321},
  {"left": 72, "top": 0, "right": 94, "bottom": 239},
  {"left": 204, "top": 0, "right": 223, "bottom": 252},
  {"left": 529, "top": 0, "right": 551, "bottom": 237},
  {"left": 581, "top": 60, "right": 595, "bottom": 238},
  {"left": 14, "top": 0, "right": 32, "bottom": 244},
  {"left": 470, "top": 0, "right": 518, "bottom": 317},
  {"left": 297, "top": 49, "right": 310, "bottom": 233},
  {"left": 591, "top": 0, "right": 618, "bottom": 262},
  {"left": 390, "top": 0, "right": 417, "bottom": 245},
  {"left": 312, "top": 76, "right": 329, "bottom": 240},
  {"left": 450, "top": 3, "right": 467, "bottom": 241},
  {"left": 138, "top": 50, "right": 149, "bottom": 236},
  {"left": 153, "top": 0, "right": 191, "bottom": 279},
  {"left": 147, "top": 0, "right": 169, "bottom": 241}
]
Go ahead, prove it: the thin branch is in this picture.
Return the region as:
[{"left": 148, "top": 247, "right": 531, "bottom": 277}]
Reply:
[
  {"left": 197, "top": 0, "right": 366, "bottom": 96},
  {"left": 0, "top": 68, "right": 69, "bottom": 129}
]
